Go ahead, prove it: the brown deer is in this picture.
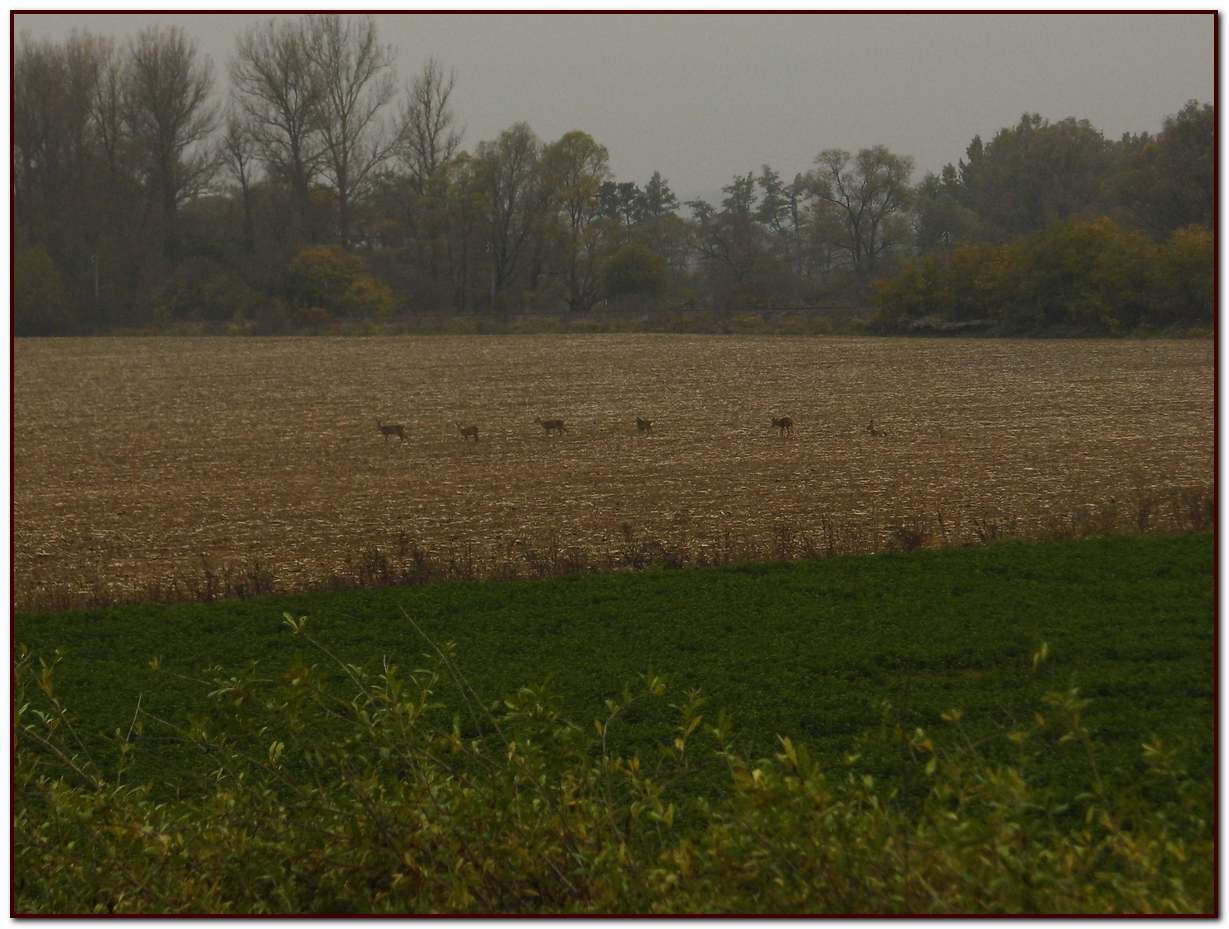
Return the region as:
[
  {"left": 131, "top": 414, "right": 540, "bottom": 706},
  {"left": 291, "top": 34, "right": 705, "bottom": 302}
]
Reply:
[
  {"left": 536, "top": 418, "right": 567, "bottom": 435},
  {"left": 378, "top": 422, "right": 406, "bottom": 443},
  {"left": 457, "top": 423, "right": 479, "bottom": 441},
  {"left": 636, "top": 417, "right": 653, "bottom": 433},
  {"left": 771, "top": 416, "right": 794, "bottom": 438},
  {"left": 867, "top": 418, "right": 887, "bottom": 437}
]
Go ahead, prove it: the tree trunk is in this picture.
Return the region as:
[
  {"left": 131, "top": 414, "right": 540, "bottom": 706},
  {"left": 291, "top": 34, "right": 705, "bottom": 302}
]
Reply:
[
  {"left": 240, "top": 184, "right": 255, "bottom": 258},
  {"left": 568, "top": 247, "right": 580, "bottom": 312},
  {"left": 161, "top": 180, "right": 179, "bottom": 266}
]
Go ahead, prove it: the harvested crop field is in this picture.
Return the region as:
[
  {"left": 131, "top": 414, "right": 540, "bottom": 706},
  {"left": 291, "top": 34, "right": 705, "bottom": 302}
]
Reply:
[{"left": 14, "top": 335, "right": 1214, "bottom": 608}]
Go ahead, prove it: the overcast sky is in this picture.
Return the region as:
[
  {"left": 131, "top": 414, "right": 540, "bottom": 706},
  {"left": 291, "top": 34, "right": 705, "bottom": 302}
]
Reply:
[{"left": 12, "top": 11, "right": 1214, "bottom": 203}]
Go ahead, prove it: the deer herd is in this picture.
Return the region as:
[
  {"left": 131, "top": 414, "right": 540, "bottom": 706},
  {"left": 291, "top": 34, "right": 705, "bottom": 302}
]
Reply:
[{"left": 377, "top": 415, "right": 895, "bottom": 445}]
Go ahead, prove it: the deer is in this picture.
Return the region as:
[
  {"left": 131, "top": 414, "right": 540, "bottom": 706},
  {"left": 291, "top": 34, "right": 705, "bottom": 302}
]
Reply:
[
  {"left": 457, "top": 422, "right": 479, "bottom": 441},
  {"left": 636, "top": 417, "right": 653, "bottom": 433},
  {"left": 867, "top": 418, "right": 887, "bottom": 437},
  {"left": 536, "top": 418, "right": 567, "bottom": 435},
  {"left": 771, "top": 416, "right": 794, "bottom": 438},
  {"left": 378, "top": 422, "right": 406, "bottom": 443}
]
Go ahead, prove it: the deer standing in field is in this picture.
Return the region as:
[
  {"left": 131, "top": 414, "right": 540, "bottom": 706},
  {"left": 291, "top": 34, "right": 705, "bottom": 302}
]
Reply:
[
  {"left": 866, "top": 418, "right": 887, "bottom": 437},
  {"left": 636, "top": 417, "right": 653, "bottom": 433},
  {"left": 457, "top": 423, "right": 479, "bottom": 441},
  {"left": 772, "top": 416, "right": 794, "bottom": 438},
  {"left": 536, "top": 418, "right": 567, "bottom": 435},
  {"left": 378, "top": 422, "right": 406, "bottom": 443}
]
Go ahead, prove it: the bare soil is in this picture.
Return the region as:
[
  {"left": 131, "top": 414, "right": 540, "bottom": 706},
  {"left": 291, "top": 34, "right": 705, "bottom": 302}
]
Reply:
[{"left": 13, "top": 335, "right": 1213, "bottom": 607}]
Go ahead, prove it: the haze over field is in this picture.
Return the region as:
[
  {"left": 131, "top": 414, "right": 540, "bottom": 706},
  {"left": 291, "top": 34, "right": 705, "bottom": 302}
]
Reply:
[{"left": 12, "top": 11, "right": 1213, "bottom": 201}]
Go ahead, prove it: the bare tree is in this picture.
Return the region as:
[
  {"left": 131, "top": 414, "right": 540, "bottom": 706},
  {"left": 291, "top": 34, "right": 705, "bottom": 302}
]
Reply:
[
  {"left": 439, "top": 152, "right": 483, "bottom": 312},
  {"left": 125, "top": 25, "right": 217, "bottom": 264},
  {"left": 230, "top": 17, "right": 324, "bottom": 247},
  {"left": 399, "top": 56, "right": 462, "bottom": 195},
  {"left": 394, "top": 57, "right": 462, "bottom": 289},
  {"left": 686, "top": 173, "right": 768, "bottom": 304},
  {"left": 810, "top": 146, "right": 914, "bottom": 272},
  {"left": 92, "top": 45, "right": 130, "bottom": 182},
  {"left": 219, "top": 110, "right": 261, "bottom": 256},
  {"left": 472, "top": 122, "right": 543, "bottom": 303},
  {"left": 541, "top": 130, "right": 609, "bottom": 312},
  {"left": 15, "top": 34, "right": 110, "bottom": 330},
  {"left": 14, "top": 34, "right": 112, "bottom": 252},
  {"left": 306, "top": 14, "right": 398, "bottom": 248}
]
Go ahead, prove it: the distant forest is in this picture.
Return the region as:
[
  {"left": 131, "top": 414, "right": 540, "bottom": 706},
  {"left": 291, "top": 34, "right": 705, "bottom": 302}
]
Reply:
[{"left": 14, "top": 16, "right": 1214, "bottom": 336}]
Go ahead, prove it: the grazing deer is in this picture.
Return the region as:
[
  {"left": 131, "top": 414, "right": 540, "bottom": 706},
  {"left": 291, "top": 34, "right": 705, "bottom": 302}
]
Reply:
[
  {"left": 457, "top": 422, "right": 479, "bottom": 441},
  {"left": 378, "top": 422, "right": 406, "bottom": 443},
  {"left": 867, "top": 418, "right": 887, "bottom": 437},
  {"left": 536, "top": 418, "right": 567, "bottom": 435},
  {"left": 636, "top": 417, "right": 653, "bottom": 433},
  {"left": 771, "top": 416, "right": 794, "bottom": 438}
]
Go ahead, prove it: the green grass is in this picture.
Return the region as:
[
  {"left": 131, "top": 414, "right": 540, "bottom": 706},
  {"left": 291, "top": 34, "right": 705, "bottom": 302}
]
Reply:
[{"left": 15, "top": 532, "right": 1214, "bottom": 798}]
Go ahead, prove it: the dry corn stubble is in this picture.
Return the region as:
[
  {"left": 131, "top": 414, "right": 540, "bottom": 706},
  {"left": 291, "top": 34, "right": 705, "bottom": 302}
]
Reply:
[{"left": 13, "top": 334, "right": 1213, "bottom": 607}]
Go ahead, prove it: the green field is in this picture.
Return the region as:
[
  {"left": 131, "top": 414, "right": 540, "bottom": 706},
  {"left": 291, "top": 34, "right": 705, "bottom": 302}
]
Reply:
[{"left": 17, "top": 532, "right": 1214, "bottom": 795}]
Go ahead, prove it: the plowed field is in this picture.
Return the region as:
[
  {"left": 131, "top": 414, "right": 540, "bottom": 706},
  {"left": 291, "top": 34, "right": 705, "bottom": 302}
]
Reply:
[{"left": 13, "top": 335, "right": 1213, "bottom": 606}]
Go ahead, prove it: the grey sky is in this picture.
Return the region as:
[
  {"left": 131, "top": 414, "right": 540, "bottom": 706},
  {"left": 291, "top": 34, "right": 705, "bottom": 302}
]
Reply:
[{"left": 13, "top": 11, "right": 1214, "bottom": 203}]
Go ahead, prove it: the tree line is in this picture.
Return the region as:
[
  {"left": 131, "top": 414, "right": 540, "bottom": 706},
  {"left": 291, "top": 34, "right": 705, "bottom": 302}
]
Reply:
[{"left": 14, "top": 16, "right": 1213, "bottom": 336}]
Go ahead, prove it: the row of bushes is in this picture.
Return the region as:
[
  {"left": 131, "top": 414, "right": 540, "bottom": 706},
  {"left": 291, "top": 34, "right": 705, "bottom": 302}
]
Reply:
[
  {"left": 14, "top": 245, "right": 402, "bottom": 336},
  {"left": 154, "top": 246, "right": 399, "bottom": 332},
  {"left": 18, "top": 218, "right": 1213, "bottom": 338},
  {"left": 15, "top": 620, "right": 1211, "bottom": 914},
  {"left": 874, "top": 219, "right": 1213, "bottom": 335}
]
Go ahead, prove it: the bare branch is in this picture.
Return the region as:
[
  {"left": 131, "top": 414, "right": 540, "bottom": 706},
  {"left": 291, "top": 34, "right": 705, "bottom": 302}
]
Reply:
[{"left": 399, "top": 56, "right": 463, "bottom": 195}]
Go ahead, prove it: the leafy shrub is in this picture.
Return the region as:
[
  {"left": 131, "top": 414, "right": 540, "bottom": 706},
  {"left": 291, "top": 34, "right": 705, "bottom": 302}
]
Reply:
[
  {"left": 286, "top": 246, "right": 364, "bottom": 311},
  {"left": 153, "top": 257, "right": 259, "bottom": 323},
  {"left": 250, "top": 297, "right": 293, "bottom": 335},
  {"left": 1006, "top": 218, "right": 1154, "bottom": 333},
  {"left": 605, "top": 243, "right": 667, "bottom": 301},
  {"left": 293, "top": 306, "right": 333, "bottom": 333},
  {"left": 875, "top": 218, "right": 1212, "bottom": 335},
  {"left": 285, "top": 246, "right": 399, "bottom": 319},
  {"left": 14, "top": 625, "right": 1211, "bottom": 915},
  {"left": 341, "top": 274, "right": 398, "bottom": 317},
  {"left": 15, "top": 246, "right": 74, "bottom": 335},
  {"left": 1152, "top": 225, "right": 1214, "bottom": 327}
]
